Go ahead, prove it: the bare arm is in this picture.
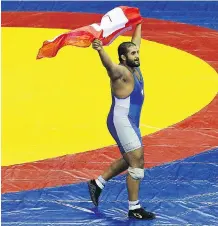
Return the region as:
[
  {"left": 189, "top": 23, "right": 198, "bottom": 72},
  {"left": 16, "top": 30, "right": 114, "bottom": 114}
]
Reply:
[
  {"left": 131, "top": 23, "right": 141, "bottom": 48},
  {"left": 97, "top": 48, "right": 115, "bottom": 71},
  {"left": 92, "top": 39, "right": 121, "bottom": 80}
]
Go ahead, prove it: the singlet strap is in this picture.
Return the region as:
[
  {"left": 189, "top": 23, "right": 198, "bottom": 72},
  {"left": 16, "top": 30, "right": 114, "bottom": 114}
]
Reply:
[{"left": 135, "top": 67, "right": 143, "bottom": 82}]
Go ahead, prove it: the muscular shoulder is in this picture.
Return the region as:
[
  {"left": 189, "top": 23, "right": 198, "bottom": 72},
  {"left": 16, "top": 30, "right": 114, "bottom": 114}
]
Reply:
[{"left": 107, "top": 64, "right": 130, "bottom": 81}]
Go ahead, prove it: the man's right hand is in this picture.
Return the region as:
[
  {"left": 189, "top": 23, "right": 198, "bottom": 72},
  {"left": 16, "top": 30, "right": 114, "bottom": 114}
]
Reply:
[{"left": 92, "top": 39, "right": 103, "bottom": 51}]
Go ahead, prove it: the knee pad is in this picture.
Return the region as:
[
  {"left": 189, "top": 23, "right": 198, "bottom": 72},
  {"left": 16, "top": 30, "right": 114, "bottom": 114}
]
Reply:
[{"left": 128, "top": 167, "right": 144, "bottom": 180}]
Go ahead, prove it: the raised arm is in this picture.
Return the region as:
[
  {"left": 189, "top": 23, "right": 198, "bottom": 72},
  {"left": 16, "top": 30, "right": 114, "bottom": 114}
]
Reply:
[
  {"left": 131, "top": 23, "right": 141, "bottom": 48},
  {"left": 92, "top": 39, "right": 121, "bottom": 80}
]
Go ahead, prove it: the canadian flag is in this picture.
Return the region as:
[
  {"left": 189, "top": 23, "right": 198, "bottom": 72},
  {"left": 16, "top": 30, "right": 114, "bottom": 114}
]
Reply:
[{"left": 36, "top": 6, "right": 142, "bottom": 59}]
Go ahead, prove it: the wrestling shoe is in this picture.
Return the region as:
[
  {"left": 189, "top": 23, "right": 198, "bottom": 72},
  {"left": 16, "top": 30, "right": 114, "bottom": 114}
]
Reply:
[
  {"left": 128, "top": 207, "right": 156, "bottom": 220},
  {"left": 88, "top": 179, "right": 102, "bottom": 206}
]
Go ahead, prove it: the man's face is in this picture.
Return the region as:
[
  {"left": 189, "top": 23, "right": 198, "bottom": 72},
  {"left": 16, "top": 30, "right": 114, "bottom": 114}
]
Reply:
[{"left": 125, "top": 46, "right": 140, "bottom": 67}]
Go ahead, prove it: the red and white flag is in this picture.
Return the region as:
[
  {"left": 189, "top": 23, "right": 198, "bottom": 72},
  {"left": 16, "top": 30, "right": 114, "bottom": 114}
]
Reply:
[{"left": 36, "top": 6, "right": 142, "bottom": 59}]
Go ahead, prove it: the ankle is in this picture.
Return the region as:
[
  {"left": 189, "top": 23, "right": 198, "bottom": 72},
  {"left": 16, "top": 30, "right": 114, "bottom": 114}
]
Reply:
[
  {"left": 128, "top": 200, "right": 141, "bottom": 210},
  {"left": 95, "top": 175, "right": 107, "bottom": 189}
]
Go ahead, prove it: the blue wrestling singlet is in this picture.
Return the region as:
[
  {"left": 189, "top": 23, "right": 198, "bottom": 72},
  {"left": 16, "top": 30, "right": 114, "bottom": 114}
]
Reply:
[{"left": 107, "top": 67, "right": 145, "bottom": 154}]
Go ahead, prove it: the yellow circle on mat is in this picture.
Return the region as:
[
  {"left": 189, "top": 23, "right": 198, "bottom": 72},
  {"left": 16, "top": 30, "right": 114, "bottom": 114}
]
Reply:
[{"left": 2, "top": 28, "right": 218, "bottom": 166}]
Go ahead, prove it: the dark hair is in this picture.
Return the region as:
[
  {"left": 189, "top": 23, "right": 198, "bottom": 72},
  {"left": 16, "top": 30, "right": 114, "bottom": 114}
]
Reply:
[{"left": 118, "top": 42, "right": 136, "bottom": 62}]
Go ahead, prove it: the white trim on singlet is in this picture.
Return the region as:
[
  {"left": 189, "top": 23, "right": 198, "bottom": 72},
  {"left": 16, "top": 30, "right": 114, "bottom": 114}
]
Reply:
[
  {"left": 113, "top": 96, "right": 130, "bottom": 116},
  {"left": 113, "top": 96, "right": 142, "bottom": 152}
]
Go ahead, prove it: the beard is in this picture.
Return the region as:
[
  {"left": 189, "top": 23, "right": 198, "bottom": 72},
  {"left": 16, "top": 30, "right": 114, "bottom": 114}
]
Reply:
[{"left": 126, "top": 58, "right": 140, "bottom": 67}]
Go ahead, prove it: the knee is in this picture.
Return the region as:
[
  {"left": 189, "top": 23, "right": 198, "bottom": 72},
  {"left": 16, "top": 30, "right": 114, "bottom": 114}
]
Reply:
[
  {"left": 132, "top": 154, "right": 144, "bottom": 169},
  {"left": 138, "top": 157, "right": 144, "bottom": 169},
  {"left": 128, "top": 167, "right": 144, "bottom": 180}
]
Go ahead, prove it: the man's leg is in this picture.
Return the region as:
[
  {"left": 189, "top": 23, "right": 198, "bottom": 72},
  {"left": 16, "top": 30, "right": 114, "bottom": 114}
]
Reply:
[
  {"left": 101, "top": 157, "right": 128, "bottom": 181},
  {"left": 88, "top": 157, "right": 128, "bottom": 206},
  {"left": 123, "top": 147, "right": 155, "bottom": 220},
  {"left": 123, "top": 147, "right": 144, "bottom": 202}
]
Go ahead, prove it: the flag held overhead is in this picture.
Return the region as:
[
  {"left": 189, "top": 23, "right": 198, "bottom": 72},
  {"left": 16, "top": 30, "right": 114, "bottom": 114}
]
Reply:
[{"left": 36, "top": 6, "right": 142, "bottom": 59}]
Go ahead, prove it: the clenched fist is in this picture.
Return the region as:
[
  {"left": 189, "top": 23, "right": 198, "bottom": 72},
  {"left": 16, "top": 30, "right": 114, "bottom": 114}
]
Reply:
[{"left": 92, "top": 39, "right": 103, "bottom": 51}]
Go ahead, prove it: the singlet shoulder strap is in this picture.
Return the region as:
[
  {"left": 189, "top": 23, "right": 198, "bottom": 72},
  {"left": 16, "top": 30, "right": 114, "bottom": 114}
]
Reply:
[{"left": 135, "top": 67, "right": 143, "bottom": 82}]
